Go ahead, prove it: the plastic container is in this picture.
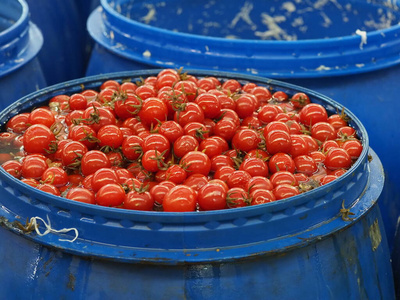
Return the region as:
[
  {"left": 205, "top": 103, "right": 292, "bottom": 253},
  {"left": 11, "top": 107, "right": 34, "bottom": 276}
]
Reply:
[
  {"left": 0, "top": 0, "right": 46, "bottom": 109},
  {"left": 86, "top": 0, "right": 400, "bottom": 254},
  {"left": 0, "top": 70, "right": 394, "bottom": 299},
  {"left": 25, "top": 0, "right": 86, "bottom": 85}
]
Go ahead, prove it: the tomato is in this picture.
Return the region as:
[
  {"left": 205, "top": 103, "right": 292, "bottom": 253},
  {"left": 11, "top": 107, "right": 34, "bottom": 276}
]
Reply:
[
  {"left": 142, "top": 133, "right": 170, "bottom": 157},
  {"left": 299, "top": 103, "right": 328, "bottom": 126},
  {"left": 150, "top": 181, "right": 176, "bottom": 205},
  {"left": 251, "top": 86, "right": 272, "bottom": 105},
  {"left": 183, "top": 174, "right": 209, "bottom": 191},
  {"left": 81, "top": 150, "right": 111, "bottom": 176},
  {"left": 21, "top": 155, "right": 48, "bottom": 180},
  {"left": 114, "top": 94, "right": 142, "bottom": 119},
  {"left": 165, "top": 164, "right": 187, "bottom": 184},
  {"left": 180, "top": 151, "right": 211, "bottom": 176},
  {"left": 251, "top": 189, "right": 276, "bottom": 205},
  {"left": 200, "top": 137, "right": 223, "bottom": 159},
  {"left": 28, "top": 108, "right": 55, "bottom": 128},
  {"left": 156, "top": 72, "right": 179, "bottom": 90},
  {"left": 135, "top": 84, "right": 156, "bottom": 100},
  {"left": 328, "top": 113, "right": 348, "bottom": 130},
  {"left": 320, "top": 175, "right": 338, "bottom": 185},
  {"left": 123, "top": 190, "right": 154, "bottom": 211},
  {"left": 23, "top": 124, "right": 56, "bottom": 154},
  {"left": 41, "top": 167, "right": 69, "bottom": 187},
  {"left": 120, "top": 81, "right": 137, "bottom": 94},
  {"left": 173, "top": 135, "right": 199, "bottom": 158},
  {"left": 270, "top": 171, "right": 298, "bottom": 187},
  {"left": 91, "top": 168, "right": 119, "bottom": 192},
  {"left": 197, "top": 182, "right": 227, "bottom": 211},
  {"left": 222, "top": 79, "right": 241, "bottom": 93},
  {"left": 2, "top": 160, "right": 22, "bottom": 178},
  {"left": 310, "top": 151, "right": 326, "bottom": 164},
  {"left": 231, "top": 128, "right": 260, "bottom": 153},
  {"left": 69, "top": 93, "right": 88, "bottom": 111},
  {"left": 324, "top": 148, "right": 352, "bottom": 170},
  {"left": 65, "top": 110, "right": 84, "bottom": 126},
  {"left": 142, "top": 149, "right": 165, "bottom": 173},
  {"left": 68, "top": 124, "right": 98, "bottom": 149},
  {"left": 66, "top": 187, "right": 96, "bottom": 204},
  {"left": 294, "top": 155, "right": 318, "bottom": 175},
  {"left": 37, "top": 183, "right": 60, "bottom": 196},
  {"left": 273, "top": 184, "right": 300, "bottom": 200},
  {"left": 227, "top": 170, "right": 252, "bottom": 189},
  {"left": 301, "top": 134, "right": 320, "bottom": 153},
  {"left": 122, "top": 135, "right": 143, "bottom": 160},
  {"left": 158, "top": 120, "right": 184, "bottom": 143},
  {"left": 321, "top": 140, "right": 339, "bottom": 152},
  {"left": 139, "top": 97, "right": 168, "bottom": 127},
  {"left": 226, "top": 187, "right": 250, "bottom": 208},
  {"left": 311, "top": 122, "right": 336, "bottom": 142},
  {"left": 184, "top": 122, "right": 210, "bottom": 142},
  {"left": 213, "top": 165, "right": 235, "bottom": 182},
  {"left": 235, "top": 94, "right": 257, "bottom": 119},
  {"left": 290, "top": 92, "right": 311, "bottom": 109},
  {"left": 194, "top": 93, "right": 221, "bottom": 119},
  {"left": 7, "top": 113, "right": 30, "bottom": 134},
  {"left": 96, "top": 183, "right": 125, "bottom": 207},
  {"left": 239, "top": 157, "right": 268, "bottom": 177},
  {"left": 265, "top": 130, "right": 292, "bottom": 155},
  {"left": 163, "top": 185, "right": 197, "bottom": 212},
  {"left": 246, "top": 176, "right": 273, "bottom": 194},
  {"left": 174, "top": 102, "right": 204, "bottom": 127},
  {"left": 272, "top": 91, "right": 289, "bottom": 102},
  {"left": 258, "top": 105, "right": 281, "bottom": 124},
  {"left": 214, "top": 118, "right": 238, "bottom": 142},
  {"left": 289, "top": 135, "right": 309, "bottom": 158},
  {"left": 341, "top": 140, "right": 363, "bottom": 159},
  {"left": 82, "top": 106, "right": 116, "bottom": 132},
  {"left": 61, "top": 141, "right": 88, "bottom": 168},
  {"left": 210, "top": 155, "right": 234, "bottom": 172}
]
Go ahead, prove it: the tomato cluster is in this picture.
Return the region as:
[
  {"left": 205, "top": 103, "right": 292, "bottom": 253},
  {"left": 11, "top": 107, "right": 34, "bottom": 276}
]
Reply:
[{"left": 0, "top": 69, "right": 363, "bottom": 212}]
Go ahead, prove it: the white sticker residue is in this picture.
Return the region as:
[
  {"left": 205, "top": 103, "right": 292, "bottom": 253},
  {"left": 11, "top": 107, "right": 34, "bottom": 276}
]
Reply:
[{"left": 355, "top": 29, "right": 367, "bottom": 49}]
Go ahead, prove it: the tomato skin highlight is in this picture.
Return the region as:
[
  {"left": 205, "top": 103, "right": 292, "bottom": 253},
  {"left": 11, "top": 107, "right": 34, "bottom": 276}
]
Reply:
[{"left": 163, "top": 185, "right": 197, "bottom": 212}]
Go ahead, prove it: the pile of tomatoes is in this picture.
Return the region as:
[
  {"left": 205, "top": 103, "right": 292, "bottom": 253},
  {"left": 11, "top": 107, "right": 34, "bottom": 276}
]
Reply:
[{"left": 0, "top": 69, "right": 363, "bottom": 212}]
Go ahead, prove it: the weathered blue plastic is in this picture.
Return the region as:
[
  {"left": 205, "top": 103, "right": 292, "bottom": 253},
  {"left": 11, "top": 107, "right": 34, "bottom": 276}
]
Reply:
[
  {"left": 25, "top": 0, "right": 86, "bottom": 85},
  {"left": 0, "top": 70, "right": 394, "bottom": 299},
  {"left": 86, "top": 0, "right": 400, "bottom": 254},
  {"left": 0, "top": 0, "right": 46, "bottom": 109}
]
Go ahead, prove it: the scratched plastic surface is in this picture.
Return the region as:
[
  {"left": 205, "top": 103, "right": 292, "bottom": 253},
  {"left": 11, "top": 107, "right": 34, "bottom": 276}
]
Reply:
[
  {"left": 0, "top": 70, "right": 395, "bottom": 299},
  {"left": 0, "top": 0, "right": 46, "bottom": 109}
]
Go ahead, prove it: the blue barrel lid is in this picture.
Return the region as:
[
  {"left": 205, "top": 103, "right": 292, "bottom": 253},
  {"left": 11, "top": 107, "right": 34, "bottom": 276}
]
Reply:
[
  {"left": 88, "top": 0, "right": 400, "bottom": 78},
  {"left": 0, "top": 0, "right": 43, "bottom": 78},
  {"left": 0, "top": 70, "right": 374, "bottom": 263}
]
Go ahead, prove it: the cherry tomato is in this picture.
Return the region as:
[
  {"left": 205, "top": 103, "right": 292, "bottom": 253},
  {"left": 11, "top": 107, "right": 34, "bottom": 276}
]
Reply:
[
  {"left": 180, "top": 151, "right": 211, "bottom": 176},
  {"left": 163, "top": 185, "right": 197, "bottom": 212},
  {"left": 123, "top": 190, "right": 155, "bottom": 211},
  {"left": 299, "top": 103, "right": 328, "bottom": 126},
  {"left": 273, "top": 184, "right": 300, "bottom": 200},
  {"left": 197, "top": 182, "right": 227, "bottom": 211},
  {"left": 41, "top": 167, "right": 69, "bottom": 187},
  {"left": 97, "top": 125, "right": 124, "bottom": 148},
  {"left": 239, "top": 157, "right": 269, "bottom": 177},
  {"left": 96, "top": 183, "right": 125, "bottom": 207},
  {"left": 294, "top": 155, "right": 318, "bottom": 175},
  {"left": 139, "top": 97, "right": 168, "bottom": 127},
  {"left": 21, "top": 155, "right": 48, "bottom": 179},
  {"left": 324, "top": 148, "right": 352, "bottom": 170},
  {"left": 66, "top": 187, "right": 96, "bottom": 204},
  {"left": 2, "top": 160, "right": 23, "bottom": 178},
  {"left": 246, "top": 176, "right": 274, "bottom": 193},
  {"left": 23, "top": 124, "right": 56, "bottom": 155},
  {"left": 251, "top": 189, "right": 276, "bottom": 205},
  {"left": 150, "top": 181, "right": 176, "bottom": 205},
  {"left": 265, "top": 130, "right": 292, "bottom": 155},
  {"left": 81, "top": 150, "right": 111, "bottom": 176},
  {"left": 232, "top": 128, "right": 260, "bottom": 153},
  {"left": 226, "top": 187, "right": 250, "bottom": 208}
]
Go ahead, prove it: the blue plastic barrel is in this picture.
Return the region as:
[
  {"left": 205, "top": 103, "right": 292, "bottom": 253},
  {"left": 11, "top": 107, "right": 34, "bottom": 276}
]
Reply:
[
  {"left": 0, "top": 0, "right": 46, "bottom": 109},
  {"left": 0, "top": 70, "right": 394, "bottom": 299},
  {"left": 25, "top": 0, "right": 86, "bottom": 86},
  {"left": 86, "top": 0, "right": 400, "bottom": 254}
]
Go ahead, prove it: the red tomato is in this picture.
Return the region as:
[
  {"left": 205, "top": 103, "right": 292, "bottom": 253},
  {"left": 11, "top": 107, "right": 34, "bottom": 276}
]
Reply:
[
  {"left": 68, "top": 125, "right": 97, "bottom": 150},
  {"left": 96, "top": 183, "right": 125, "bottom": 207},
  {"left": 139, "top": 97, "right": 168, "bottom": 127},
  {"left": 311, "top": 122, "right": 336, "bottom": 142},
  {"left": 299, "top": 103, "right": 328, "bottom": 126},
  {"left": 61, "top": 141, "right": 88, "bottom": 168},
  {"left": 226, "top": 187, "right": 250, "bottom": 208},
  {"left": 81, "top": 150, "right": 111, "bottom": 176},
  {"left": 163, "top": 185, "right": 197, "bottom": 212},
  {"left": 251, "top": 189, "right": 276, "bottom": 205},
  {"left": 227, "top": 170, "right": 252, "bottom": 189},
  {"left": 2, "top": 160, "right": 22, "bottom": 178},
  {"left": 239, "top": 157, "right": 269, "bottom": 177},
  {"left": 273, "top": 184, "right": 300, "bottom": 200},
  {"left": 21, "top": 155, "right": 48, "bottom": 180},
  {"left": 294, "top": 155, "right": 318, "bottom": 175},
  {"left": 341, "top": 140, "right": 363, "bottom": 159},
  {"left": 150, "top": 181, "right": 176, "bottom": 205},
  {"left": 28, "top": 108, "right": 55, "bottom": 128},
  {"left": 197, "top": 182, "right": 227, "bottom": 211},
  {"left": 231, "top": 128, "right": 261, "bottom": 153},
  {"left": 122, "top": 135, "right": 144, "bottom": 161},
  {"left": 324, "top": 148, "right": 352, "bottom": 170},
  {"left": 6, "top": 113, "right": 30, "bottom": 133},
  {"left": 165, "top": 164, "right": 187, "bottom": 184},
  {"left": 37, "top": 183, "right": 60, "bottom": 196},
  {"left": 270, "top": 171, "right": 298, "bottom": 187},
  {"left": 246, "top": 176, "right": 274, "bottom": 193},
  {"left": 173, "top": 135, "right": 199, "bottom": 158},
  {"left": 194, "top": 93, "right": 221, "bottom": 119},
  {"left": 180, "top": 151, "right": 211, "bottom": 176},
  {"left": 265, "top": 130, "right": 292, "bottom": 155},
  {"left": 23, "top": 124, "right": 56, "bottom": 154},
  {"left": 82, "top": 106, "right": 116, "bottom": 132},
  {"left": 183, "top": 174, "right": 209, "bottom": 192},
  {"left": 41, "top": 167, "right": 69, "bottom": 187},
  {"left": 123, "top": 190, "right": 155, "bottom": 211},
  {"left": 97, "top": 125, "right": 124, "bottom": 148},
  {"left": 66, "top": 187, "right": 95, "bottom": 204},
  {"left": 91, "top": 168, "right": 119, "bottom": 192},
  {"left": 290, "top": 92, "right": 311, "bottom": 109}
]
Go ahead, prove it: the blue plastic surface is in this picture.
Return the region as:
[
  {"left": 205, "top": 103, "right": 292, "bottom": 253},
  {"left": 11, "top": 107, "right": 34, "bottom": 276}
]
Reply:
[
  {"left": 0, "top": 70, "right": 394, "bottom": 298},
  {"left": 25, "top": 0, "right": 86, "bottom": 85},
  {"left": 0, "top": 0, "right": 46, "bottom": 109},
  {"left": 85, "top": 0, "right": 400, "bottom": 255}
]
